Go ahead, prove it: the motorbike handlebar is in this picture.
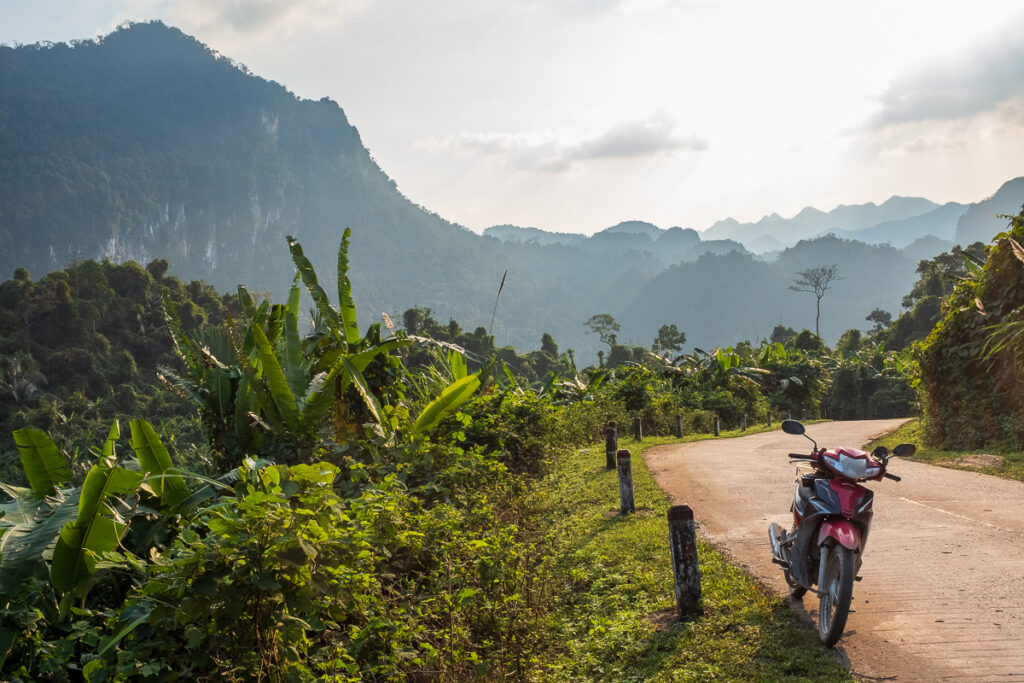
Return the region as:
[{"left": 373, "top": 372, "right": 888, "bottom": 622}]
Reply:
[
  {"left": 884, "top": 472, "right": 901, "bottom": 481},
  {"left": 789, "top": 453, "right": 812, "bottom": 459}
]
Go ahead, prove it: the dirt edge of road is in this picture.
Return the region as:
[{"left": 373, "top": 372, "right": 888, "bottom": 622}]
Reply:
[{"left": 643, "top": 420, "right": 987, "bottom": 682}]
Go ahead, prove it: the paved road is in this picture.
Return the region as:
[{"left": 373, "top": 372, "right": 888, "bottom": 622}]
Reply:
[{"left": 645, "top": 420, "right": 1024, "bottom": 682}]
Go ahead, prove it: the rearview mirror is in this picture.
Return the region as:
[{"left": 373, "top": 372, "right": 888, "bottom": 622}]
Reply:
[
  {"left": 892, "top": 443, "right": 916, "bottom": 457},
  {"left": 781, "top": 419, "right": 805, "bottom": 435}
]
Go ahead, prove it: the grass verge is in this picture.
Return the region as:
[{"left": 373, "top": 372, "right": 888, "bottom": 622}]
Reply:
[
  {"left": 865, "top": 418, "right": 1024, "bottom": 483},
  {"left": 533, "top": 430, "right": 852, "bottom": 681}
]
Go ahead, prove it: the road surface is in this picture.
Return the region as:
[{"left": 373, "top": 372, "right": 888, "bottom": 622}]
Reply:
[{"left": 645, "top": 420, "right": 1024, "bottom": 682}]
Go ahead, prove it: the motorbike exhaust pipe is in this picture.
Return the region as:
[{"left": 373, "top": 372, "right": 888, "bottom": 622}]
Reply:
[{"left": 768, "top": 522, "right": 786, "bottom": 562}]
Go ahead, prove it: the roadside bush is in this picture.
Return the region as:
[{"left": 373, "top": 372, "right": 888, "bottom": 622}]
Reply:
[
  {"left": 919, "top": 213, "right": 1024, "bottom": 449},
  {"left": 454, "top": 389, "right": 559, "bottom": 474}
]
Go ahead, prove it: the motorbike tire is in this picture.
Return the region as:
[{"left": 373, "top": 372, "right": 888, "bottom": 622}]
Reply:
[{"left": 818, "top": 544, "right": 854, "bottom": 647}]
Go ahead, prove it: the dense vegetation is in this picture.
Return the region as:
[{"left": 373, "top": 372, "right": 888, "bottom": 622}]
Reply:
[
  {"left": 0, "top": 221, "right": 932, "bottom": 680},
  {"left": 0, "top": 258, "right": 233, "bottom": 484},
  {"left": 918, "top": 210, "right": 1024, "bottom": 450},
  {"left": 5, "top": 200, "right": 1024, "bottom": 678}
]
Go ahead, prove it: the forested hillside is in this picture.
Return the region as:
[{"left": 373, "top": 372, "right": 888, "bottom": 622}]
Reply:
[{"left": 2, "top": 21, "right": 1021, "bottom": 363}]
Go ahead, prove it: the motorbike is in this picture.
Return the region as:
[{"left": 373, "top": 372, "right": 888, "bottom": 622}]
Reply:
[{"left": 768, "top": 419, "right": 915, "bottom": 647}]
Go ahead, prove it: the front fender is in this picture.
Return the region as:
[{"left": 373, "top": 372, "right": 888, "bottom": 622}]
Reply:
[{"left": 817, "top": 519, "right": 861, "bottom": 550}]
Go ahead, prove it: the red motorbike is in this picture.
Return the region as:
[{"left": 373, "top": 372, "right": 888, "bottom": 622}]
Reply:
[{"left": 768, "top": 419, "right": 915, "bottom": 646}]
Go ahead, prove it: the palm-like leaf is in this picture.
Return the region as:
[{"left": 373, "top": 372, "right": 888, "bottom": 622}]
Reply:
[
  {"left": 128, "top": 420, "right": 190, "bottom": 511},
  {"left": 287, "top": 236, "right": 341, "bottom": 335},
  {"left": 13, "top": 428, "right": 72, "bottom": 497},
  {"left": 412, "top": 373, "right": 481, "bottom": 435},
  {"left": 342, "top": 358, "right": 392, "bottom": 438},
  {"left": 50, "top": 459, "right": 145, "bottom": 596},
  {"left": 247, "top": 322, "right": 301, "bottom": 434},
  {"left": 0, "top": 489, "right": 79, "bottom": 596},
  {"left": 336, "top": 228, "right": 361, "bottom": 345}
]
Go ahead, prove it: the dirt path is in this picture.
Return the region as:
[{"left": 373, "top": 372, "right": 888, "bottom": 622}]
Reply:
[{"left": 645, "top": 420, "right": 1024, "bottom": 682}]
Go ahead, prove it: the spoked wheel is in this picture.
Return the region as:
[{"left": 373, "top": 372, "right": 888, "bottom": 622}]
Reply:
[{"left": 818, "top": 545, "right": 854, "bottom": 647}]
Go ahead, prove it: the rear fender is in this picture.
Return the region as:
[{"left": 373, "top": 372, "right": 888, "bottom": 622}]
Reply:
[{"left": 817, "top": 519, "right": 861, "bottom": 551}]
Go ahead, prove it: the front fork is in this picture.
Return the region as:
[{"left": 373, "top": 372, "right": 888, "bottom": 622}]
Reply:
[{"left": 817, "top": 522, "right": 864, "bottom": 588}]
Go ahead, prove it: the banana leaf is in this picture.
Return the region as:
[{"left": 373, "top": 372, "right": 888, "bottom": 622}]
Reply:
[
  {"left": 283, "top": 277, "right": 306, "bottom": 401},
  {"left": 233, "top": 323, "right": 287, "bottom": 435},
  {"left": 342, "top": 358, "right": 391, "bottom": 438},
  {"left": 287, "top": 236, "right": 341, "bottom": 333},
  {"left": 266, "top": 303, "right": 286, "bottom": 346},
  {"left": 0, "top": 489, "right": 78, "bottom": 596},
  {"left": 100, "top": 421, "right": 119, "bottom": 466},
  {"left": 319, "top": 339, "right": 402, "bottom": 379},
  {"left": 128, "top": 420, "right": 190, "bottom": 511},
  {"left": 50, "top": 462, "right": 145, "bottom": 595},
  {"left": 501, "top": 361, "right": 519, "bottom": 389},
  {"left": 448, "top": 350, "right": 468, "bottom": 380},
  {"left": 0, "top": 483, "right": 36, "bottom": 525},
  {"left": 412, "top": 373, "right": 481, "bottom": 435},
  {"left": 336, "top": 228, "right": 361, "bottom": 345},
  {"left": 247, "top": 322, "right": 301, "bottom": 434},
  {"left": 13, "top": 428, "right": 72, "bottom": 497}
]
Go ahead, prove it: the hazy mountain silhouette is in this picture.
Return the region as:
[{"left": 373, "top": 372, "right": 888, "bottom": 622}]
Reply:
[
  {"left": 827, "top": 202, "right": 967, "bottom": 248},
  {"left": 701, "top": 196, "right": 941, "bottom": 247},
  {"left": 2, "top": 22, "right": 1022, "bottom": 363},
  {"left": 954, "top": 177, "right": 1024, "bottom": 246}
]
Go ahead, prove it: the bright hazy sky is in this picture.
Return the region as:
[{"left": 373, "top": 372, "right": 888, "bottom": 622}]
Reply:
[{"left": 4, "top": 1, "right": 1024, "bottom": 235}]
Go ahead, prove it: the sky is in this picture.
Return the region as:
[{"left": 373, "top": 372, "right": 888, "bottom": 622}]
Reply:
[{"left": 3, "top": 0, "right": 1024, "bottom": 235}]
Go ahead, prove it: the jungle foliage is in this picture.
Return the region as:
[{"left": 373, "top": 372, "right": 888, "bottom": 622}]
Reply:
[
  {"left": 918, "top": 210, "right": 1024, "bottom": 450},
  {"left": 0, "top": 224, "right": 967, "bottom": 680}
]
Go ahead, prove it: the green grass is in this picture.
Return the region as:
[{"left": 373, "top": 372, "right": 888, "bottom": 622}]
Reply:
[
  {"left": 865, "top": 418, "right": 1024, "bottom": 483},
  {"left": 532, "top": 429, "right": 852, "bottom": 682}
]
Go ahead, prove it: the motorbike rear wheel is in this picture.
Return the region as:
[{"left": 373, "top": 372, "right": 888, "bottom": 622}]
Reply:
[{"left": 818, "top": 545, "right": 854, "bottom": 647}]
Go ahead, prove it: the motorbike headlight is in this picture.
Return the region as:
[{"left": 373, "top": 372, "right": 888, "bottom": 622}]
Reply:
[{"left": 834, "top": 453, "right": 880, "bottom": 480}]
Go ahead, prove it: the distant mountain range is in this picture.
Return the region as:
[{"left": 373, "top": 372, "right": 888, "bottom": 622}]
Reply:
[
  {"left": 485, "top": 178, "right": 1024, "bottom": 259},
  {"left": 2, "top": 22, "right": 1023, "bottom": 362}
]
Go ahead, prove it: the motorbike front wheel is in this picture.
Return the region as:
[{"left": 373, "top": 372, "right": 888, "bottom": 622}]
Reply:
[{"left": 818, "top": 544, "right": 854, "bottom": 647}]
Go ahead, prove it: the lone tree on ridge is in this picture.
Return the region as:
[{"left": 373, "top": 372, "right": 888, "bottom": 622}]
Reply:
[
  {"left": 584, "top": 313, "right": 620, "bottom": 349},
  {"left": 789, "top": 264, "right": 841, "bottom": 337}
]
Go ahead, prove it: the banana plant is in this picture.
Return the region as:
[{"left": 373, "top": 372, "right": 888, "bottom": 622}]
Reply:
[
  {"left": 159, "top": 292, "right": 260, "bottom": 458},
  {"left": 678, "top": 346, "right": 768, "bottom": 388},
  {"left": 164, "top": 231, "right": 485, "bottom": 455},
  {"left": 0, "top": 421, "right": 191, "bottom": 617},
  {"left": 283, "top": 232, "right": 483, "bottom": 441}
]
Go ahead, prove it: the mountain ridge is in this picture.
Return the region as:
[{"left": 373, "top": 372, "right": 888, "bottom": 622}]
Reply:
[{"left": 3, "top": 21, "right": 1023, "bottom": 362}]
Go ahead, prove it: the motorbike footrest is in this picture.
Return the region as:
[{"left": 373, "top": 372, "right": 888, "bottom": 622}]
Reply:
[{"left": 771, "top": 557, "right": 789, "bottom": 567}]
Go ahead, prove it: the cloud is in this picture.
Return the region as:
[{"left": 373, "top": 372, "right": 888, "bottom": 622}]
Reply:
[
  {"left": 576, "top": 113, "right": 708, "bottom": 159},
  {"left": 421, "top": 113, "right": 708, "bottom": 172},
  {"left": 869, "top": 24, "right": 1024, "bottom": 129},
  {"left": 162, "top": 0, "right": 371, "bottom": 37}
]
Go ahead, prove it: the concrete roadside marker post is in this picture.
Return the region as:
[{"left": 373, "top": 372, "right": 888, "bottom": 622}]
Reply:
[
  {"left": 633, "top": 416, "right": 643, "bottom": 442},
  {"left": 668, "top": 504, "right": 701, "bottom": 619},
  {"left": 617, "top": 449, "right": 634, "bottom": 514},
  {"left": 605, "top": 422, "right": 617, "bottom": 470}
]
